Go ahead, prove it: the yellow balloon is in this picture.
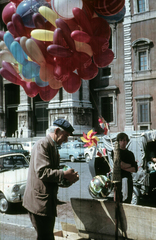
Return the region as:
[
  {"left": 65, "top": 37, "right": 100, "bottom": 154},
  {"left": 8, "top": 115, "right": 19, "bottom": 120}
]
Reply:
[
  {"left": 31, "top": 29, "right": 54, "bottom": 42},
  {"left": 0, "top": 50, "right": 16, "bottom": 67},
  {"left": 75, "top": 41, "right": 93, "bottom": 57},
  {"left": 26, "top": 39, "right": 46, "bottom": 66},
  {"left": 39, "top": 6, "right": 58, "bottom": 28}
]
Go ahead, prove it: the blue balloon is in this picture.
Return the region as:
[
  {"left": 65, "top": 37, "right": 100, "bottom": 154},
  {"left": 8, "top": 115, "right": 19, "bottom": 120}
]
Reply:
[
  {"left": 96, "top": 6, "right": 126, "bottom": 24},
  {"left": 10, "top": 41, "right": 40, "bottom": 79},
  {"left": 16, "top": 0, "right": 50, "bottom": 28},
  {"left": 3, "top": 32, "right": 14, "bottom": 51},
  {"left": 35, "top": 75, "right": 49, "bottom": 87},
  {"left": 22, "top": 61, "right": 40, "bottom": 79},
  {"left": 10, "top": 41, "right": 27, "bottom": 65}
]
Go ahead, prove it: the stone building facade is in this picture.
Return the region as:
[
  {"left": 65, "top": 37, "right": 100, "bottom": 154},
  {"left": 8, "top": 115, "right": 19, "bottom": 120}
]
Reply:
[{"left": 0, "top": 0, "right": 156, "bottom": 137}]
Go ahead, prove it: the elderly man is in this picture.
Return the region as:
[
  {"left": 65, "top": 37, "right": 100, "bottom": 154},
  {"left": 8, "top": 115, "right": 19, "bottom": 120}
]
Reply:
[{"left": 23, "top": 119, "right": 79, "bottom": 240}]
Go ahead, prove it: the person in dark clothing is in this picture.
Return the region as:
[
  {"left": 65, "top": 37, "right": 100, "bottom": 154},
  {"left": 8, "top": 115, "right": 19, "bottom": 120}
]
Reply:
[{"left": 117, "top": 133, "right": 138, "bottom": 203}]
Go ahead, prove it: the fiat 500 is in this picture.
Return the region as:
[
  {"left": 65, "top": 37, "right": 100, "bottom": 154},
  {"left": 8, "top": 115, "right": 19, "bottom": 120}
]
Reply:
[
  {"left": 58, "top": 141, "right": 85, "bottom": 162},
  {"left": 0, "top": 153, "right": 29, "bottom": 213}
]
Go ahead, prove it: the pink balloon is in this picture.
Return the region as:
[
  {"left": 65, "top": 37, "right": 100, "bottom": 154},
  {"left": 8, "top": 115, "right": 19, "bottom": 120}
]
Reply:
[
  {"left": 2, "top": 2, "right": 16, "bottom": 25},
  {"left": 39, "top": 86, "right": 59, "bottom": 101},
  {"left": 71, "top": 30, "right": 91, "bottom": 43}
]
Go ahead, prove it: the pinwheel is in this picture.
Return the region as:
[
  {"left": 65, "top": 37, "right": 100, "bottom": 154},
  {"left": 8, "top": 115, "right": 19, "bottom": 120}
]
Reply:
[
  {"left": 98, "top": 116, "right": 109, "bottom": 135},
  {"left": 81, "top": 129, "right": 99, "bottom": 148}
]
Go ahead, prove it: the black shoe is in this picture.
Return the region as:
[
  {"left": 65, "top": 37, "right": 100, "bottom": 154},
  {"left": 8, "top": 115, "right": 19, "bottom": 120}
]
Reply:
[{"left": 56, "top": 199, "right": 66, "bottom": 205}]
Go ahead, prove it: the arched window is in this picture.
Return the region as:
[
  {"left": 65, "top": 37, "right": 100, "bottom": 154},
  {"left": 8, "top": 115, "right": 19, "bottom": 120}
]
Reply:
[{"left": 132, "top": 38, "right": 153, "bottom": 73}]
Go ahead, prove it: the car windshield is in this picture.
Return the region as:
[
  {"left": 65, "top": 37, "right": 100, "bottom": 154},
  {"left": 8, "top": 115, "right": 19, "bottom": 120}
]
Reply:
[
  {"left": 0, "top": 155, "right": 29, "bottom": 172},
  {"left": 9, "top": 144, "right": 23, "bottom": 150},
  {"left": 74, "top": 143, "right": 86, "bottom": 148}
]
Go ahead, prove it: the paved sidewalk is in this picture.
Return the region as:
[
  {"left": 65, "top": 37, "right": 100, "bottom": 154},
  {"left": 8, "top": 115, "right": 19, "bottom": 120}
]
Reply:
[{"left": 55, "top": 201, "right": 75, "bottom": 231}]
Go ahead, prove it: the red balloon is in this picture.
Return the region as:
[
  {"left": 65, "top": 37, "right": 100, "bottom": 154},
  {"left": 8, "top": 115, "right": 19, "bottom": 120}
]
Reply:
[
  {"left": 53, "top": 28, "right": 66, "bottom": 46},
  {"left": 90, "top": 17, "right": 111, "bottom": 40},
  {"left": 77, "top": 62, "right": 98, "bottom": 80},
  {"left": 53, "top": 57, "right": 73, "bottom": 81},
  {"left": 33, "top": 13, "right": 47, "bottom": 29},
  {"left": 55, "top": 18, "right": 76, "bottom": 51},
  {"left": 7, "top": 21, "right": 19, "bottom": 38},
  {"left": 93, "top": 49, "right": 114, "bottom": 68},
  {"left": 72, "top": 7, "right": 93, "bottom": 36},
  {"left": 62, "top": 72, "right": 81, "bottom": 93},
  {"left": 64, "top": 18, "right": 79, "bottom": 32},
  {"left": 12, "top": 13, "right": 28, "bottom": 37},
  {"left": 0, "top": 31, "right": 5, "bottom": 41},
  {"left": 10, "top": 0, "right": 23, "bottom": 6},
  {"left": 82, "top": 1, "right": 94, "bottom": 20},
  {"left": 2, "top": 2, "right": 16, "bottom": 25},
  {"left": 1, "top": 61, "right": 40, "bottom": 97},
  {"left": 47, "top": 44, "right": 72, "bottom": 58},
  {"left": 39, "top": 86, "right": 59, "bottom": 101}
]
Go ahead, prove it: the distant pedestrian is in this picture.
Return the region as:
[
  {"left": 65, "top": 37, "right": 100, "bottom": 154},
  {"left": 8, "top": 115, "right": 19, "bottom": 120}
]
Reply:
[{"left": 20, "top": 128, "right": 23, "bottom": 138}]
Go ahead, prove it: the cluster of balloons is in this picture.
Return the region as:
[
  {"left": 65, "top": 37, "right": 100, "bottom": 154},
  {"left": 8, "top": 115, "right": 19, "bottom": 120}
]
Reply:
[{"left": 0, "top": 0, "right": 125, "bottom": 101}]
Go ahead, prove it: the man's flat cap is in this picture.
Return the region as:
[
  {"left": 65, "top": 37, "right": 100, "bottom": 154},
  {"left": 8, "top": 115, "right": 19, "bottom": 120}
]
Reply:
[{"left": 53, "top": 118, "right": 74, "bottom": 136}]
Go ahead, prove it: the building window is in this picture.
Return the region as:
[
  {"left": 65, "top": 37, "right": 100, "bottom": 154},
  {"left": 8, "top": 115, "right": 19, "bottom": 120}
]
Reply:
[
  {"left": 133, "top": 0, "right": 149, "bottom": 13},
  {"left": 102, "top": 67, "right": 111, "bottom": 78},
  {"left": 137, "top": 0, "right": 145, "bottom": 12},
  {"left": 101, "top": 97, "right": 113, "bottom": 123},
  {"left": 139, "top": 51, "right": 147, "bottom": 70},
  {"left": 138, "top": 102, "right": 149, "bottom": 122},
  {"left": 135, "top": 95, "right": 152, "bottom": 130},
  {"left": 132, "top": 38, "right": 153, "bottom": 73}
]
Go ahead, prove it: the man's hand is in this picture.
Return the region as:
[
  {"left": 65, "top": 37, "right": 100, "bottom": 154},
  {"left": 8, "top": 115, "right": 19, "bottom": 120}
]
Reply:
[{"left": 64, "top": 168, "right": 79, "bottom": 184}]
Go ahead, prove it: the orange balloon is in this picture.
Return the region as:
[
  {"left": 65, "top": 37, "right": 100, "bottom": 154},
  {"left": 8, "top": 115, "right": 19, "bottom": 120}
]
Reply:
[{"left": 49, "top": 78, "right": 62, "bottom": 89}]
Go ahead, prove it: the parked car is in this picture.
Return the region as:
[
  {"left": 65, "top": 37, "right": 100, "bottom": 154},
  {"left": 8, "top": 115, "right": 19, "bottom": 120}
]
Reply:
[
  {"left": 58, "top": 141, "right": 85, "bottom": 162},
  {"left": 0, "top": 153, "right": 29, "bottom": 213},
  {"left": 0, "top": 141, "right": 30, "bottom": 160},
  {"left": 84, "top": 141, "right": 105, "bottom": 162},
  {"left": 22, "top": 141, "right": 35, "bottom": 155}
]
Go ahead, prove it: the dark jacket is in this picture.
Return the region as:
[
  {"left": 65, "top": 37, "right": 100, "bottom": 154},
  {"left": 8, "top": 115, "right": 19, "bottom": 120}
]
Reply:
[{"left": 23, "top": 135, "right": 63, "bottom": 216}]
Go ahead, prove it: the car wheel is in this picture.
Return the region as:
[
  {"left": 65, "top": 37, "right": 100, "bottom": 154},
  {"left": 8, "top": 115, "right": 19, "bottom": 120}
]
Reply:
[
  {"left": 0, "top": 193, "right": 10, "bottom": 213},
  {"left": 85, "top": 154, "right": 90, "bottom": 163},
  {"left": 131, "top": 191, "right": 139, "bottom": 205},
  {"left": 70, "top": 155, "right": 75, "bottom": 162}
]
